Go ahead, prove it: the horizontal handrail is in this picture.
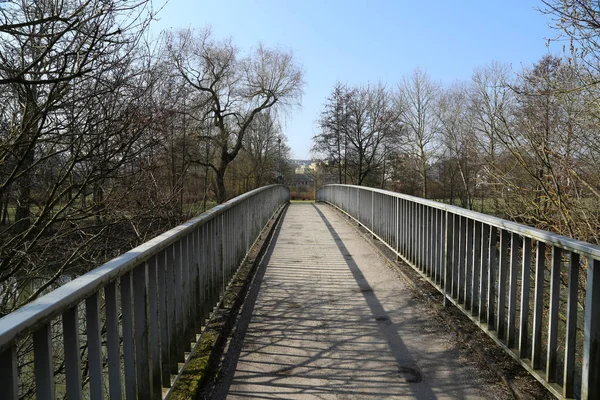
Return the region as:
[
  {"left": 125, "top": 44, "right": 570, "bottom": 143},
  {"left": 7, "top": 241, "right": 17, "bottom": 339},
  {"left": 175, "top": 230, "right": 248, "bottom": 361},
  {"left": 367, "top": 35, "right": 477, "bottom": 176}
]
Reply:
[
  {"left": 0, "top": 184, "right": 289, "bottom": 399},
  {"left": 317, "top": 184, "right": 600, "bottom": 400},
  {"left": 321, "top": 184, "right": 600, "bottom": 259},
  {"left": 0, "top": 185, "right": 282, "bottom": 351}
]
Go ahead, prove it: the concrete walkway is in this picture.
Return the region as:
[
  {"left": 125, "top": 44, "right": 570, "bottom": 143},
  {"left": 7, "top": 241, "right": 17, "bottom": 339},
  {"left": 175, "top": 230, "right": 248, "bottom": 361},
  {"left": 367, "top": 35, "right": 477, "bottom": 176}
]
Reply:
[{"left": 214, "top": 203, "right": 507, "bottom": 399}]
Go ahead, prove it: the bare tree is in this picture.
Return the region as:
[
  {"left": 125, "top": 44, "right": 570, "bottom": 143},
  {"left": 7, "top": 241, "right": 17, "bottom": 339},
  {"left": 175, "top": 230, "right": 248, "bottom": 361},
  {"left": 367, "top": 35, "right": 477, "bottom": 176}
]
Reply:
[
  {"left": 468, "top": 62, "right": 514, "bottom": 212},
  {"left": 0, "top": 0, "right": 159, "bottom": 314},
  {"left": 312, "top": 83, "right": 399, "bottom": 187},
  {"left": 344, "top": 84, "right": 400, "bottom": 185},
  {"left": 540, "top": 0, "right": 600, "bottom": 214},
  {"left": 541, "top": 0, "right": 600, "bottom": 76},
  {"left": 437, "top": 82, "right": 480, "bottom": 209},
  {"left": 397, "top": 68, "right": 441, "bottom": 198},
  {"left": 313, "top": 82, "right": 349, "bottom": 183},
  {"left": 496, "top": 55, "right": 600, "bottom": 241},
  {"left": 239, "top": 112, "right": 284, "bottom": 190},
  {"left": 0, "top": 0, "right": 152, "bottom": 230},
  {"left": 165, "top": 28, "right": 304, "bottom": 203},
  {"left": 0, "top": 0, "right": 152, "bottom": 85}
]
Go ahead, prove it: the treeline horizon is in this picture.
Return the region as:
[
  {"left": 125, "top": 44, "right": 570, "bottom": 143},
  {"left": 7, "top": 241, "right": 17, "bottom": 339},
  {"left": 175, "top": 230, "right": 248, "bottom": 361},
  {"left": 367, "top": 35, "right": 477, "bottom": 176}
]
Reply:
[{"left": 312, "top": 52, "right": 600, "bottom": 246}]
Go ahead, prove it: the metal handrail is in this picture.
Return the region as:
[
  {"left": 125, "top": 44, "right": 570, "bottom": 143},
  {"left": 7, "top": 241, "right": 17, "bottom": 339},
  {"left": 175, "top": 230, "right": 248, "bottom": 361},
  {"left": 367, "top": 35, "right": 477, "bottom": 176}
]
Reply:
[
  {"left": 0, "top": 184, "right": 289, "bottom": 399},
  {"left": 322, "top": 184, "right": 600, "bottom": 259},
  {"left": 317, "top": 184, "right": 600, "bottom": 400}
]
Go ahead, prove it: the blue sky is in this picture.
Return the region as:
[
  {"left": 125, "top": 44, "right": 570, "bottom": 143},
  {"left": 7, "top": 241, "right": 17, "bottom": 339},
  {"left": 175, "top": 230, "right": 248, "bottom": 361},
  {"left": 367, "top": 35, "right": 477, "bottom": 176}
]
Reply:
[{"left": 150, "top": 0, "right": 562, "bottom": 159}]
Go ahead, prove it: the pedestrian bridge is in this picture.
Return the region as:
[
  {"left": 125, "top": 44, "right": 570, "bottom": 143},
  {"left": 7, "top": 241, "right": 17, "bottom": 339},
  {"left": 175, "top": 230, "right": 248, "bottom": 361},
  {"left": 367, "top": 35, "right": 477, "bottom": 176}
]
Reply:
[{"left": 0, "top": 185, "right": 599, "bottom": 399}]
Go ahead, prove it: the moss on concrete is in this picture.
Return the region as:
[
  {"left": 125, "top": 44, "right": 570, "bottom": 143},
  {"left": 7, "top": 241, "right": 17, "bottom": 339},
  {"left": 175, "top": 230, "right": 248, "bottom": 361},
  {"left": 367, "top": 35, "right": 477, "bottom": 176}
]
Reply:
[{"left": 167, "top": 331, "right": 216, "bottom": 400}]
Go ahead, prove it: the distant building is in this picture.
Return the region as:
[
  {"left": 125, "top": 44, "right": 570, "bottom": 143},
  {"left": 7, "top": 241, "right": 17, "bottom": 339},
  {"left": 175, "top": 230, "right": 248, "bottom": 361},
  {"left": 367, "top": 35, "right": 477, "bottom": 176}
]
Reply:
[
  {"left": 289, "top": 159, "right": 312, "bottom": 166},
  {"left": 290, "top": 159, "right": 312, "bottom": 174},
  {"left": 294, "top": 173, "right": 315, "bottom": 189}
]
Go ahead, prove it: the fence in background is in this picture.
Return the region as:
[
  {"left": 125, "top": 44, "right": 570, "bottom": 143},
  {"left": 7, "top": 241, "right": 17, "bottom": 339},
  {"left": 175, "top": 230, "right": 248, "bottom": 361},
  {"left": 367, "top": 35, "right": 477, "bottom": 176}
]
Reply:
[
  {"left": 0, "top": 185, "right": 289, "bottom": 400},
  {"left": 317, "top": 184, "right": 600, "bottom": 400}
]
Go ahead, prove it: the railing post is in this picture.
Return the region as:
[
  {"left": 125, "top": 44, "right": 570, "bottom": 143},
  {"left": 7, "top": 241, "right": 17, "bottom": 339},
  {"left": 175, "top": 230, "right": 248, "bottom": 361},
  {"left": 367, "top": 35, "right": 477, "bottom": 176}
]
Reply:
[
  {"left": 452, "top": 214, "right": 460, "bottom": 298},
  {"left": 147, "top": 256, "right": 163, "bottom": 399},
  {"left": 86, "top": 293, "right": 103, "bottom": 400},
  {"left": 412, "top": 202, "right": 417, "bottom": 264},
  {"left": 487, "top": 227, "right": 497, "bottom": 330},
  {"left": 121, "top": 271, "right": 137, "bottom": 400},
  {"left": 0, "top": 346, "right": 18, "bottom": 400},
  {"left": 182, "top": 235, "right": 192, "bottom": 349},
  {"left": 157, "top": 249, "right": 172, "bottom": 388},
  {"left": 531, "top": 242, "right": 546, "bottom": 370},
  {"left": 507, "top": 232, "right": 519, "bottom": 348},
  {"left": 174, "top": 240, "right": 185, "bottom": 365},
  {"left": 437, "top": 208, "right": 445, "bottom": 285},
  {"left": 471, "top": 221, "right": 482, "bottom": 315},
  {"left": 457, "top": 216, "right": 466, "bottom": 303},
  {"left": 465, "top": 218, "right": 474, "bottom": 308},
  {"left": 419, "top": 205, "right": 424, "bottom": 271},
  {"left": 443, "top": 211, "right": 453, "bottom": 306},
  {"left": 401, "top": 200, "right": 406, "bottom": 257},
  {"left": 133, "top": 263, "right": 152, "bottom": 399},
  {"left": 219, "top": 214, "right": 225, "bottom": 297},
  {"left": 519, "top": 237, "right": 532, "bottom": 358},
  {"left": 497, "top": 229, "right": 509, "bottom": 339},
  {"left": 582, "top": 257, "right": 600, "bottom": 400},
  {"left": 428, "top": 206, "right": 434, "bottom": 277},
  {"left": 396, "top": 197, "right": 400, "bottom": 260},
  {"left": 563, "top": 252, "right": 580, "bottom": 398},
  {"left": 479, "top": 223, "right": 489, "bottom": 323},
  {"left": 357, "top": 188, "right": 360, "bottom": 223},
  {"left": 547, "top": 246, "right": 562, "bottom": 383},
  {"left": 105, "top": 282, "right": 122, "bottom": 400},
  {"left": 167, "top": 244, "right": 178, "bottom": 375},
  {"left": 33, "top": 324, "right": 55, "bottom": 400},
  {"left": 63, "top": 306, "right": 82, "bottom": 400},
  {"left": 371, "top": 192, "right": 375, "bottom": 234}
]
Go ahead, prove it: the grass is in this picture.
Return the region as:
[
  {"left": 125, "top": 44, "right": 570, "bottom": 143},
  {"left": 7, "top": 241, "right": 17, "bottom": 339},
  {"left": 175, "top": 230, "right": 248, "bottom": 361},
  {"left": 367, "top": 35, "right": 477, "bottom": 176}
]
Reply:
[
  {"left": 184, "top": 201, "right": 218, "bottom": 216},
  {"left": 433, "top": 197, "right": 507, "bottom": 216}
]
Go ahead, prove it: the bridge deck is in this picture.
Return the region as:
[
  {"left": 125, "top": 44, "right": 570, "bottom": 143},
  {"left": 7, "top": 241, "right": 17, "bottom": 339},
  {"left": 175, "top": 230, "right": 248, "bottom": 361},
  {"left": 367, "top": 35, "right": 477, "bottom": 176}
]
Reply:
[{"left": 213, "top": 203, "right": 507, "bottom": 399}]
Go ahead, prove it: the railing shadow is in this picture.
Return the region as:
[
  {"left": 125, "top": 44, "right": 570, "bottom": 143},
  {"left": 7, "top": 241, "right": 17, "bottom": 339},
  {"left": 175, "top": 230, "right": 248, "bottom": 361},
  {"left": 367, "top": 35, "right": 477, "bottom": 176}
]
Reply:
[{"left": 210, "top": 203, "right": 498, "bottom": 399}]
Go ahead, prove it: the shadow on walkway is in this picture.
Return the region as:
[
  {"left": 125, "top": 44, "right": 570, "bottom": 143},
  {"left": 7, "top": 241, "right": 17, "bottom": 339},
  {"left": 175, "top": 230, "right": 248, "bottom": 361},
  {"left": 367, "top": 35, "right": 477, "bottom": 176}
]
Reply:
[{"left": 208, "top": 203, "right": 500, "bottom": 400}]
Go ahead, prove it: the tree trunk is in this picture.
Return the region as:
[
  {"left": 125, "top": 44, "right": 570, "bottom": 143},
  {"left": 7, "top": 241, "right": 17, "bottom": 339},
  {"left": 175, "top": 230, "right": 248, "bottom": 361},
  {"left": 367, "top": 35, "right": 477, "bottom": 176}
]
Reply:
[
  {"left": 215, "top": 167, "right": 227, "bottom": 204},
  {"left": 93, "top": 182, "right": 104, "bottom": 223},
  {"left": 202, "top": 142, "right": 210, "bottom": 211},
  {"left": 357, "top": 153, "right": 364, "bottom": 186},
  {"left": 181, "top": 103, "right": 187, "bottom": 215},
  {"left": 14, "top": 88, "right": 38, "bottom": 233},
  {"left": 457, "top": 163, "right": 472, "bottom": 210},
  {"left": 1, "top": 190, "right": 9, "bottom": 225},
  {"left": 421, "top": 163, "right": 428, "bottom": 198},
  {"left": 337, "top": 125, "right": 342, "bottom": 184},
  {"left": 14, "top": 146, "right": 34, "bottom": 233},
  {"left": 81, "top": 185, "right": 87, "bottom": 209}
]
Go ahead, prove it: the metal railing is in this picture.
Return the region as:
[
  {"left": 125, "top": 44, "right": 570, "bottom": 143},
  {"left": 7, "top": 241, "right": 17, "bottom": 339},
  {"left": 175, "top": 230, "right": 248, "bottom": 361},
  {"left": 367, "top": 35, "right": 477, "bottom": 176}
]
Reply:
[
  {"left": 0, "top": 184, "right": 289, "bottom": 400},
  {"left": 317, "top": 184, "right": 600, "bottom": 400}
]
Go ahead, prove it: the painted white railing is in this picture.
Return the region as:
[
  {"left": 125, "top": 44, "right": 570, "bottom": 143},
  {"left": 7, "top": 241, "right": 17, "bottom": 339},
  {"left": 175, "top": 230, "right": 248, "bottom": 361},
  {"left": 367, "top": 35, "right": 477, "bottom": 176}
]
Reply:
[
  {"left": 0, "top": 184, "right": 289, "bottom": 400},
  {"left": 317, "top": 184, "right": 599, "bottom": 400}
]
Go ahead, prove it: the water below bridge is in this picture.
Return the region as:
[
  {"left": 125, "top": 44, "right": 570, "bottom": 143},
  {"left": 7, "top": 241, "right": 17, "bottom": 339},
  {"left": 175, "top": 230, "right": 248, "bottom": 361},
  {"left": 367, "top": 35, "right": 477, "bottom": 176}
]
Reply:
[{"left": 209, "top": 203, "right": 509, "bottom": 399}]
